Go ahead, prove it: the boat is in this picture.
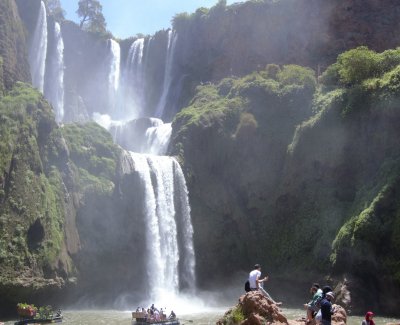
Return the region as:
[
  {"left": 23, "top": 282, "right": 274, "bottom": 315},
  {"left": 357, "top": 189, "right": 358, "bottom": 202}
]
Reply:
[
  {"left": 132, "top": 311, "right": 180, "bottom": 325},
  {"left": 14, "top": 304, "right": 62, "bottom": 325},
  {"left": 14, "top": 316, "right": 63, "bottom": 325}
]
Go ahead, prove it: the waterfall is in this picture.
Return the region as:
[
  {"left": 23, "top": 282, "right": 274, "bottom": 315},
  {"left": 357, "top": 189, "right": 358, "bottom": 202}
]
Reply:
[
  {"left": 145, "top": 122, "right": 172, "bottom": 155},
  {"left": 124, "top": 152, "right": 196, "bottom": 300},
  {"left": 45, "top": 22, "right": 64, "bottom": 122},
  {"left": 126, "top": 38, "right": 145, "bottom": 86},
  {"left": 107, "top": 39, "right": 121, "bottom": 114},
  {"left": 29, "top": 1, "right": 48, "bottom": 92},
  {"left": 121, "top": 38, "right": 145, "bottom": 117},
  {"left": 154, "top": 30, "right": 178, "bottom": 119}
]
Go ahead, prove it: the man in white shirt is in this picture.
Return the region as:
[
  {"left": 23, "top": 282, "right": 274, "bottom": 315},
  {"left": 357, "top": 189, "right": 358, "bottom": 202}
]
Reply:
[
  {"left": 249, "top": 264, "right": 266, "bottom": 290},
  {"left": 248, "top": 264, "right": 281, "bottom": 305}
]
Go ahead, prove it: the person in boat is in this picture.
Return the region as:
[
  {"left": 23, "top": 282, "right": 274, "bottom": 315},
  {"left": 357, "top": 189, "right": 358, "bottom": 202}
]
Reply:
[
  {"left": 160, "top": 308, "right": 166, "bottom": 320},
  {"left": 168, "top": 310, "right": 176, "bottom": 320},
  {"left": 362, "top": 311, "right": 375, "bottom": 325},
  {"left": 154, "top": 309, "right": 161, "bottom": 321},
  {"left": 150, "top": 304, "right": 159, "bottom": 313},
  {"left": 304, "top": 283, "right": 323, "bottom": 324}
]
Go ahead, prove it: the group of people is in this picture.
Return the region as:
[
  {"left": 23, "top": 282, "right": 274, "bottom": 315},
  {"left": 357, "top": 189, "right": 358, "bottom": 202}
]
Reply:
[
  {"left": 134, "top": 304, "right": 176, "bottom": 322},
  {"left": 304, "top": 283, "right": 335, "bottom": 325},
  {"left": 248, "top": 265, "right": 377, "bottom": 325},
  {"left": 304, "top": 283, "right": 376, "bottom": 325}
]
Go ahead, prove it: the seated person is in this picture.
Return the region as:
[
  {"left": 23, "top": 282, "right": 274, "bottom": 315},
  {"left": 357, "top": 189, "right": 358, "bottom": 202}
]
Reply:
[{"left": 168, "top": 310, "right": 176, "bottom": 320}]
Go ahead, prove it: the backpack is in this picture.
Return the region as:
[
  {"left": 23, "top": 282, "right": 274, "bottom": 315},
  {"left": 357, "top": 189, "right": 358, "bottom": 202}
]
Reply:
[{"left": 245, "top": 280, "right": 251, "bottom": 292}]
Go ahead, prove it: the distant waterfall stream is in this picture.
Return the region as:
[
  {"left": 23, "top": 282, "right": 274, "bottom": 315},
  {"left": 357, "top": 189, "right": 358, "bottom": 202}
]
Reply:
[
  {"left": 107, "top": 39, "right": 121, "bottom": 114},
  {"left": 155, "top": 30, "right": 178, "bottom": 119},
  {"left": 45, "top": 22, "right": 65, "bottom": 122},
  {"left": 29, "top": 1, "right": 47, "bottom": 92}
]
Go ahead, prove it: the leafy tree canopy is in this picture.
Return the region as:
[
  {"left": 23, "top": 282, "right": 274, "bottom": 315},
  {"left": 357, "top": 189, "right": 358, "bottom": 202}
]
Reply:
[
  {"left": 76, "top": 0, "right": 106, "bottom": 34},
  {"left": 44, "top": 0, "right": 65, "bottom": 21}
]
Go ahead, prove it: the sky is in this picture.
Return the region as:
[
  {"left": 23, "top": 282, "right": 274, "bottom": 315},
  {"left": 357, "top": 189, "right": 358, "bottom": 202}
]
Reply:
[{"left": 59, "top": 0, "right": 238, "bottom": 39}]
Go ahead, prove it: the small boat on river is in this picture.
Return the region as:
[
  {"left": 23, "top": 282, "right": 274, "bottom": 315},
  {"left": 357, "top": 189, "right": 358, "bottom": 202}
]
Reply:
[
  {"left": 14, "top": 316, "right": 63, "bottom": 325},
  {"left": 132, "top": 311, "right": 180, "bottom": 325},
  {"left": 14, "top": 305, "right": 62, "bottom": 325}
]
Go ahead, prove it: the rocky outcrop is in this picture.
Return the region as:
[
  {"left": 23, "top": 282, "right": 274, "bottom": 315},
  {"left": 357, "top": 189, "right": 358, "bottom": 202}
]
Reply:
[
  {"left": 217, "top": 291, "right": 287, "bottom": 325},
  {"left": 218, "top": 292, "right": 348, "bottom": 325},
  {"left": 332, "top": 304, "right": 347, "bottom": 325}
]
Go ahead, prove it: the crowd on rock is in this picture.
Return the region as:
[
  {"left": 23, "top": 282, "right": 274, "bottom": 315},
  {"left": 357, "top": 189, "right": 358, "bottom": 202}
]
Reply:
[{"left": 246, "top": 263, "right": 377, "bottom": 325}]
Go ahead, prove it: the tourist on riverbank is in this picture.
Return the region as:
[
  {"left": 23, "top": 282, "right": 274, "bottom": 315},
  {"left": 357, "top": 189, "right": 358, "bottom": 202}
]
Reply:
[
  {"left": 304, "top": 283, "right": 323, "bottom": 323},
  {"left": 320, "top": 291, "right": 335, "bottom": 325},
  {"left": 362, "top": 311, "right": 375, "bottom": 325}
]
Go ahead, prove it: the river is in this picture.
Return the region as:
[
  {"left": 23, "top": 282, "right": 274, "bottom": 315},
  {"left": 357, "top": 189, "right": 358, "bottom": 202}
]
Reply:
[{"left": 3, "top": 308, "right": 400, "bottom": 325}]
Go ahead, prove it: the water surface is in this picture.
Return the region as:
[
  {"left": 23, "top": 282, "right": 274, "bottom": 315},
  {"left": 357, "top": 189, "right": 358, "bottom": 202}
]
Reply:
[{"left": 3, "top": 308, "right": 400, "bottom": 325}]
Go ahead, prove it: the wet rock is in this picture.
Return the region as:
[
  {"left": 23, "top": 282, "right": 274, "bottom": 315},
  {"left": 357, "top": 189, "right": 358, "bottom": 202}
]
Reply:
[{"left": 332, "top": 304, "right": 347, "bottom": 325}]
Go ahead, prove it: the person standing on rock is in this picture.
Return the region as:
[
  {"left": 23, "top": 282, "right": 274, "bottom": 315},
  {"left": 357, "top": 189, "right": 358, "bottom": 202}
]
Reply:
[
  {"left": 320, "top": 291, "right": 335, "bottom": 325},
  {"left": 248, "top": 264, "right": 281, "bottom": 305}
]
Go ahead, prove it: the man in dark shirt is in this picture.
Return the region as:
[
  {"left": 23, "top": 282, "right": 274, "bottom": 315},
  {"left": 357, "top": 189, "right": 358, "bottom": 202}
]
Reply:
[{"left": 320, "top": 291, "right": 335, "bottom": 325}]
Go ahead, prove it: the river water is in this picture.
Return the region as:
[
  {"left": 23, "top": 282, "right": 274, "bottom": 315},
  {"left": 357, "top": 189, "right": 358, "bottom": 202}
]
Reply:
[{"left": 3, "top": 308, "right": 400, "bottom": 325}]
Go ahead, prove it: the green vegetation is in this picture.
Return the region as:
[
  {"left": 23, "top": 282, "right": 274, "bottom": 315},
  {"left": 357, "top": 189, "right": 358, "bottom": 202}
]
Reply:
[
  {"left": 173, "top": 64, "right": 315, "bottom": 160},
  {"left": 0, "top": 82, "right": 66, "bottom": 275},
  {"left": 61, "top": 122, "right": 120, "bottom": 195},
  {"left": 220, "top": 306, "right": 245, "bottom": 325}
]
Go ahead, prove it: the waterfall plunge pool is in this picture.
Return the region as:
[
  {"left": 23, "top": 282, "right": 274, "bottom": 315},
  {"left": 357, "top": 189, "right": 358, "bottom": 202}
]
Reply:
[{"left": 3, "top": 307, "right": 400, "bottom": 325}]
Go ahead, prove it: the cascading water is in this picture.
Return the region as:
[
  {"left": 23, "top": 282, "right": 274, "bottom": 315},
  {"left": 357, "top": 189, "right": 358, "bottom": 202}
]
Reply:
[
  {"left": 154, "top": 30, "right": 178, "bottom": 119},
  {"left": 120, "top": 38, "right": 145, "bottom": 118},
  {"left": 107, "top": 39, "right": 121, "bottom": 114},
  {"left": 145, "top": 122, "right": 172, "bottom": 155},
  {"left": 29, "top": 1, "right": 48, "bottom": 92},
  {"left": 122, "top": 151, "right": 196, "bottom": 301},
  {"left": 45, "top": 22, "right": 65, "bottom": 122},
  {"left": 93, "top": 29, "right": 195, "bottom": 305}
]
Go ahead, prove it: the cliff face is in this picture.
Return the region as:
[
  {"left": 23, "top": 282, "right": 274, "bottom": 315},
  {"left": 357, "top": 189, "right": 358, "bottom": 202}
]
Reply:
[
  {"left": 0, "top": 83, "right": 77, "bottom": 313},
  {"left": 171, "top": 49, "right": 400, "bottom": 314},
  {"left": 172, "top": 0, "right": 400, "bottom": 111},
  {"left": 0, "top": 0, "right": 30, "bottom": 90}
]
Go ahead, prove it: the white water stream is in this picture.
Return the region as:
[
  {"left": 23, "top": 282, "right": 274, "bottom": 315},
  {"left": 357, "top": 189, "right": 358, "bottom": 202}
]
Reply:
[
  {"left": 45, "top": 22, "right": 65, "bottom": 122},
  {"left": 29, "top": 1, "right": 47, "bottom": 92}
]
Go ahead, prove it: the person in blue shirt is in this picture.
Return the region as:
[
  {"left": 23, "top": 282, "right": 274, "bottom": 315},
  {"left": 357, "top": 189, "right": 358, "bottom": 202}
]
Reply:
[{"left": 320, "top": 291, "right": 335, "bottom": 325}]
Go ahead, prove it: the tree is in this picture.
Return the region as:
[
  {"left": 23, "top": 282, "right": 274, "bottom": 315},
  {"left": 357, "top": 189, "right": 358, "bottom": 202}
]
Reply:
[
  {"left": 44, "top": 0, "right": 65, "bottom": 21},
  {"left": 76, "top": 0, "right": 106, "bottom": 33}
]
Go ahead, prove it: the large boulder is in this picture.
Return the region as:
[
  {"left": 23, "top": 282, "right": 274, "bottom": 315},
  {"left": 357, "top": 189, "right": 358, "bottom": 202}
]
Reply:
[{"left": 217, "top": 291, "right": 288, "bottom": 325}]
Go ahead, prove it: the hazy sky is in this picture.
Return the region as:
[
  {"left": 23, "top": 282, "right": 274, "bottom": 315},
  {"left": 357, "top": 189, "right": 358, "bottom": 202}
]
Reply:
[{"left": 60, "top": 0, "right": 238, "bottom": 39}]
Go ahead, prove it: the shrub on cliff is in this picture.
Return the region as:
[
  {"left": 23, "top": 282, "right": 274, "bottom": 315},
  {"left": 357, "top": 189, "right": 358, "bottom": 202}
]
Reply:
[{"left": 321, "top": 47, "right": 400, "bottom": 88}]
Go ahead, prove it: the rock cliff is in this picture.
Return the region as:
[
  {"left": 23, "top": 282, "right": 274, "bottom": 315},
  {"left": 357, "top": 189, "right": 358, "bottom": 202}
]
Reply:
[
  {"left": 171, "top": 48, "right": 400, "bottom": 314},
  {"left": 0, "top": 0, "right": 30, "bottom": 90}
]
